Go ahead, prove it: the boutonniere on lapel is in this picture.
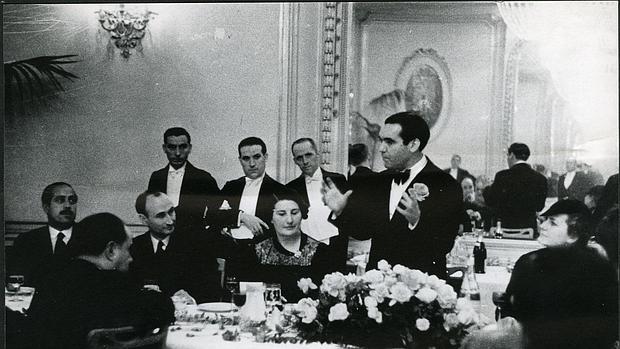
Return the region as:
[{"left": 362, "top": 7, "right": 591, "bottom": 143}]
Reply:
[{"left": 409, "top": 183, "right": 429, "bottom": 201}]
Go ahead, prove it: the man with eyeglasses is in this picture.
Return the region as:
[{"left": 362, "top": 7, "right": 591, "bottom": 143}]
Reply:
[
  {"left": 9, "top": 182, "right": 78, "bottom": 287},
  {"left": 148, "top": 127, "right": 220, "bottom": 236}
]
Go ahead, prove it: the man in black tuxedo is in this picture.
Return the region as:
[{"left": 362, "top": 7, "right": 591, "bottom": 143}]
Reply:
[
  {"left": 323, "top": 112, "right": 462, "bottom": 278},
  {"left": 26, "top": 213, "right": 174, "bottom": 349},
  {"left": 9, "top": 182, "right": 77, "bottom": 288},
  {"left": 444, "top": 154, "right": 475, "bottom": 185},
  {"left": 205, "top": 137, "right": 288, "bottom": 242},
  {"left": 286, "top": 138, "right": 349, "bottom": 271},
  {"left": 130, "top": 191, "right": 222, "bottom": 303},
  {"left": 484, "top": 143, "right": 548, "bottom": 231},
  {"left": 557, "top": 158, "right": 592, "bottom": 202},
  {"left": 348, "top": 143, "right": 377, "bottom": 185},
  {"left": 148, "top": 127, "right": 220, "bottom": 235}
]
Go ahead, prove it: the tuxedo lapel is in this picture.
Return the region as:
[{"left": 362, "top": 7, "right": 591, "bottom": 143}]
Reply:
[{"left": 38, "top": 226, "right": 54, "bottom": 254}]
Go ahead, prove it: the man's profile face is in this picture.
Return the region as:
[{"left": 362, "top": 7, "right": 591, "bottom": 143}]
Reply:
[
  {"left": 379, "top": 123, "right": 415, "bottom": 171},
  {"left": 112, "top": 229, "right": 133, "bottom": 272},
  {"left": 566, "top": 159, "right": 577, "bottom": 172},
  {"left": 451, "top": 155, "right": 461, "bottom": 169},
  {"left": 44, "top": 184, "right": 77, "bottom": 229},
  {"left": 140, "top": 194, "right": 176, "bottom": 238},
  {"left": 239, "top": 145, "right": 267, "bottom": 179},
  {"left": 292, "top": 141, "right": 320, "bottom": 177},
  {"left": 163, "top": 135, "right": 192, "bottom": 169},
  {"left": 506, "top": 152, "right": 516, "bottom": 168}
]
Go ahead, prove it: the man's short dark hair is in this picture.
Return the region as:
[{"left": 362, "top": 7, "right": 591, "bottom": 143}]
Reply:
[
  {"left": 164, "top": 127, "right": 191, "bottom": 144},
  {"left": 291, "top": 138, "right": 317, "bottom": 153},
  {"left": 348, "top": 143, "right": 368, "bottom": 166},
  {"left": 384, "top": 111, "right": 430, "bottom": 151},
  {"left": 238, "top": 137, "right": 267, "bottom": 156},
  {"left": 135, "top": 191, "right": 165, "bottom": 216},
  {"left": 69, "top": 213, "right": 128, "bottom": 257},
  {"left": 41, "top": 182, "right": 74, "bottom": 206},
  {"left": 508, "top": 143, "right": 530, "bottom": 161}
]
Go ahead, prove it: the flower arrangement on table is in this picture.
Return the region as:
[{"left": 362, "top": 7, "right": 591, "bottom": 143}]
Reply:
[{"left": 293, "top": 260, "right": 485, "bottom": 348}]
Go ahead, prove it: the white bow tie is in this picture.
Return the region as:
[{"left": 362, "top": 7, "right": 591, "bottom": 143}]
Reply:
[
  {"left": 305, "top": 177, "right": 321, "bottom": 184},
  {"left": 169, "top": 170, "right": 183, "bottom": 178}
]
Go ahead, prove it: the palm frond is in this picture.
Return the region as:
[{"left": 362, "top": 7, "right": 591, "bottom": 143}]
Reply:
[{"left": 4, "top": 54, "right": 80, "bottom": 116}]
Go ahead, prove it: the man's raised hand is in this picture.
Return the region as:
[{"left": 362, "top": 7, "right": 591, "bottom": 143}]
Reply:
[
  {"left": 320, "top": 177, "right": 353, "bottom": 217},
  {"left": 396, "top": 189, "right": 421, "bottom": 226}
]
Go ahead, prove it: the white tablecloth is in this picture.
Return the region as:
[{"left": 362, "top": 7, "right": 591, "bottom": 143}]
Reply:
[
  {"left": 471, "top": 266, "right": 512, "bottom": 321},
  {"left": 5, "top": 290, "right": 34, "bottom": 313}
]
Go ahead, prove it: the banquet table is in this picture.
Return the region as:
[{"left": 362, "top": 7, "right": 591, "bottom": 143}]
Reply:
[{"left": 471, "top": 266, "right": 512, "bottom": 321}]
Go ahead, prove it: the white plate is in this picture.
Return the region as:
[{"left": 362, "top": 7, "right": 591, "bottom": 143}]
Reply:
[{"left": 197, "top": 302, "right": 236, "bottom": 313}]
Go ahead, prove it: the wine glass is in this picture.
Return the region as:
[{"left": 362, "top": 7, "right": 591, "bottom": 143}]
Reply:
[
  {"left": 7, "top": 275, "right": 25, "bottom": 301},
  {"left": 224, "top": 276, "right": 238, "bottom": 308}
]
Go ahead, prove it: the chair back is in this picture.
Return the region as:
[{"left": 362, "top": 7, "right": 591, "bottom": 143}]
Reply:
[{"left": 86, "top": 326, "right": 168, "bottom": 349}]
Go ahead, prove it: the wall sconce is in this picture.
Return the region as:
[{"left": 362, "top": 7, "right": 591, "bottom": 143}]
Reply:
[{"left": 95, "top": 5, "right": 157, "bottom": 59}]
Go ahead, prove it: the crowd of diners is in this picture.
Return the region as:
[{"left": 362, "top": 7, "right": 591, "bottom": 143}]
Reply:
[{"left": 6, "top": 111, "right": 618, "bottom": 349}]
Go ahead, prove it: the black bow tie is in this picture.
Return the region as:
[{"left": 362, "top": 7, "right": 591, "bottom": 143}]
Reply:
[{"left": 393, "top": 169, "right": 411, "bottom": 185}]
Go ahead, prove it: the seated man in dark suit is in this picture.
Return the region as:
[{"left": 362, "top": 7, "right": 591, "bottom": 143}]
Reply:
[
  {"left": 286, "top": 138, "right": 349, "bottom": 272},
  {"left": 130, "top": 191, "right": 222, "bottom": 303},
  {"left": 148, "top": 127, "right": 220, "bottom": 236},
  {"left": 205, "top": 136, "right": 288, "bottom": 242},
  {"left": 484, "top": 143, "right": 547, "bottom": 232},
  {"left": 557, "top": 158, "right": 592, "bottom": 202},
  {"left": 444, "top": 154, "right": 475, "bottom": 185},
  {"left": 26, "top": 213, "right": 174, "bottom": 349},
  {"left": 8, "top": 182, "right": 77, "bottom": 288}
]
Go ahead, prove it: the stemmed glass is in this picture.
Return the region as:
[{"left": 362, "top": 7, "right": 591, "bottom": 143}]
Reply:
[
  {"left": 225, "top": 276, "right": 238, "bottom": 309},
  {"left": 7, "top": 275, "right": 25, "bottom": 301},
  {"left": 264, "top": 283, "right": 282, "bottom": 312}
]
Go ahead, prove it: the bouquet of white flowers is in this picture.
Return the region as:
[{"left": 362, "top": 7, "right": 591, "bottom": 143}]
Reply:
[{"left": 293, "top": 260, "right": 485, "bottom": 348}]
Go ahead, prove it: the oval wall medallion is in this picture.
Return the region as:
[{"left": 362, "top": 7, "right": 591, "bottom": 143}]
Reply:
[{"left": 394, "top": 48, "right": 452, "bottom": 138}]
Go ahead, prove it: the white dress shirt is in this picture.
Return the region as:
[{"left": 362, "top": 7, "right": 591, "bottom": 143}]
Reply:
[
  {"left": 389, "top": 156, "right": 428, "bottom": 221},
  {"left": 150, "top": 235, "right": 170, "bottom": 253},
  {"left": 166, "top": 163, "right": 186, "bottom": 207},
  {"left": 449, "top": 168, "right": 458, "bottom": 180},
  {"left": 49, "top": 226, "right": 72, "bottom": 253},
  {"left": 230, "top": 173, "right": 265, "bottom": 239},
  {"left": 564, "top": 171, "right": 576, "bottom": 189},
  {"left": 300, "top": 169, "right": 339, "bottom": 244}
]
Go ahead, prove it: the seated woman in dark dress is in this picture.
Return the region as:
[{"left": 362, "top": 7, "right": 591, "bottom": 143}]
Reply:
[
  {"left": 502, "top": 199, "right": 618, "bottom": 349},
  {"left": 227, "top": 191, "right": 338, "bottom": 302}
]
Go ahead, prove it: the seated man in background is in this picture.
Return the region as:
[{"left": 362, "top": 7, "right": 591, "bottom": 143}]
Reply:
[
  {"left": 9, "top": 182, "right": 78, "bottom": 288},
  {"left": 502, "top": 200, "right": 617, "bottom": 348},
  {"left": 26, "top": 213, "right": 174, "bottom": 349},
  {"left": 460, "top": 177, "right": 491, "bottom": 232},
  {"left": 131, "top": 191, "right": 222, "bottom": 302}
]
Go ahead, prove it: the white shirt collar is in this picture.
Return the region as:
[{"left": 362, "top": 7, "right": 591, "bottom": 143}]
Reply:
[
  {"left": 150, "top": 234, "right": 170, "bottom": 253},
  {"left": 514, "top": 160, "right": 527, "bottom": 166},
  {"left": 305, "top": 168, "right": 323, "bottom": 183},
  {"left": 400, "top": 155, "right": 428, "bottom": 185},
  {"left": 168, "top": 163, "right": 187, "bottom": 174},
  {"left": 49, "top": 226, "right": 73, "bottom": 240},
  {"left": 245, "top": 172, "right": 266, "bottom": 186}
]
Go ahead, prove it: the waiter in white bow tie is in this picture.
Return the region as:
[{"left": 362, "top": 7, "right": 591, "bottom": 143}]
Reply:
[{"left": 286, "top": 138, "right": 350, "bottom": 272}]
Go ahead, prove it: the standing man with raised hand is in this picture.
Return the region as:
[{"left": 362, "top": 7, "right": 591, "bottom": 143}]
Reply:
[
  {"left": 286, "top": 137, "right": 350, "bottom": 271},
  {"left": 9, "top": 182, "right": 78, "bottom": 288},
  {"left": 322, "top": 111, "right": 462, "bottom": 278},
  {"left": 148, "top": 127, "right": 220, "bottom": 236}
]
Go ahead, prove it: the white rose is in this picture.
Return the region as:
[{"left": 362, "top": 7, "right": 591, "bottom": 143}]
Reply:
[
  {"left": 389, "top": 282, "right": 413, "bottom": 305},
  {"left": 416, "top": 318, "right": 431, "bottom": 331},
  {"left": 377, "top": 260, "right": 391, "bottom": 272},
  {"left": 399, "top": 269, "right": 426, "bottom": 291},
  {"left": 415, "top": 287, "right": 438, "bottom": 303},
  {"left": 297, "top": 278, "right": 318, "bottom": 294},
  {"left": 320, "top": 272, "right": 347, "bottom": 297},
  {"left": 327, "top": 303, "right": 350, "bottom": 322},
  {"left": 344, "top": 273, "right": 361, "bottom": 284},
  {"left": 436, "top": 284, "right": 457, "bottom": 308},
  {"left": 367, "top": 306, "right": 383, "bottom": 323},
  {"left": 364, "top": 296, "right": 378, "bottom": 308},
  {"left": 456, "top": 297, "right": 474, "bottom": 311},
  {"left": 443, "top": 313, "right": 460, "bottom": 331},
  {"left": 412, "top": 183, "right": 430, "bottom": 201},
  {"left": 369, "top": 283, "right": 390, "bottom": 303},
  {"left": 296, "top": 298, "right": 319, "bottom": 324},
  {"left": 362, "top": 269, "right": 384, "bottom": 284},
  {"left": 392, "top": 264, "right": 408, "bottom": 275},
  {"left": 457, "top": 307, "right": 479, "bottom": 325},
  {"left": 426, "top": 275, "right": 446, "bottom": 290}
]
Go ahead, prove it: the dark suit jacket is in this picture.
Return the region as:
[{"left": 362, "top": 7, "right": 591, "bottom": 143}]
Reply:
[
  {"left": 205, "top": 174, "right": 288, "bottom": 234},
  {"left": 286, "top": 168, "right": 350, "bottom": 272},
  {"left": 557, "top": 171, "right": 592, "bottom": 202},
  {"left": 443, "top": 167, "right": 475, "bottom": 185},
  {"left": 129, "top": 231, "right": 222, "bottom": 303},
  {"left": 484, "top": 163, "right": 547, "bottom": 230},
  {"left": 8, "top": 225, "right": 71, "bottom": 288},
  {"left": 26, "top": 259, "right": 174, "bottom": 349},
  {"left": 148, "top": 161, "right": 220, "bottom": 234},
  {"left": 332, "top": 158, "right": 462, "bottom": 278}
]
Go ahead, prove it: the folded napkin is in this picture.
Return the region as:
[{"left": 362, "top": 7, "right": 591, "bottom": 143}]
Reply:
[
  {"left": 171, "top": 289, "right": 197, "bottom": 311},
  {"left": 300, "top": 205, "right": 339, "bottom": 244}
]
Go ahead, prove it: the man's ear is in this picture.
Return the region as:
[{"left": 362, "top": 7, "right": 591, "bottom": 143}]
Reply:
[
  {"left": 162, "top": 144, "right": 167, "bottom": 153},
  {"left": 43, "top": 203, "right": 50, "bottom": 215},
  {"left": 264, "top": 153, "right": 269, "bottom": 162},
  {"left": 138, "top": 213, "right": 149, "bottom": 226},
  {"left": 103, "top": 241, "right": 118, "bottom": 261},
  {"left": 408, "top": 139, "right": 420, "bottom": 153}
]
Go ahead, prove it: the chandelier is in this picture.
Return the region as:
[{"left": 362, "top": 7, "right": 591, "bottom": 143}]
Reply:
[{"left": 96, "top": 6, "right": 157, "bottom": 59}]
